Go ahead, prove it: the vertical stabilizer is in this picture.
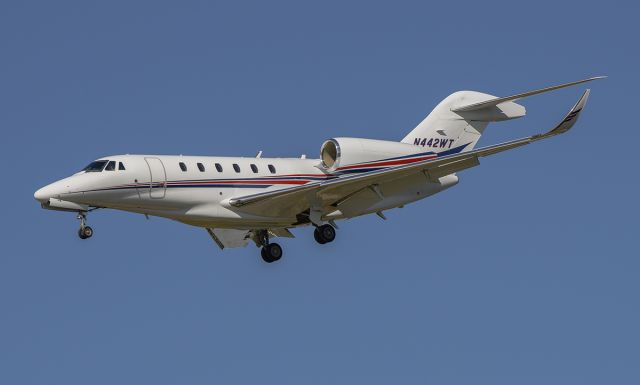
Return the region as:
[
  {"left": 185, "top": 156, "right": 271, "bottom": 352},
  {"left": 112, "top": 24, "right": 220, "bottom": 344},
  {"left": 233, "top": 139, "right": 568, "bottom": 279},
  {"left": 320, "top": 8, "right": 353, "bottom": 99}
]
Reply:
[{"left": 401, "top": 91, "right": 525, "bottom": 152}]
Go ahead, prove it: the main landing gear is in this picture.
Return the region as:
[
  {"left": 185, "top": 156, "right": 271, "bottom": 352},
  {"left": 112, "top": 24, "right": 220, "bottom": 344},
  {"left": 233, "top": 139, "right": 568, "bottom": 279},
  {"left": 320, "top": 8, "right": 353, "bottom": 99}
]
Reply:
[
  {"left": 255, "top": 230, "right": 283, "bottom": 263},
  {"left": 314, "top": 224, "right": 336, "bottom": 244},
  {"left": 77, "top": 212, "right": 93, "bottom": 240},
  {"left": 261, "top": 243, "right": 283, "bottom": 263},
  {"left": 253, "top": 224, "right": 336, "bottom": 263}
]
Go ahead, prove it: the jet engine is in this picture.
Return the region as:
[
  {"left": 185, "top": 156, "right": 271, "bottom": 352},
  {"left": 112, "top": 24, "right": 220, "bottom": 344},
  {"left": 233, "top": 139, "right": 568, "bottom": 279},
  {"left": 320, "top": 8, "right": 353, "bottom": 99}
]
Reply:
[{"left": 320, "top": 137, "right": 423, "bottom": 172}]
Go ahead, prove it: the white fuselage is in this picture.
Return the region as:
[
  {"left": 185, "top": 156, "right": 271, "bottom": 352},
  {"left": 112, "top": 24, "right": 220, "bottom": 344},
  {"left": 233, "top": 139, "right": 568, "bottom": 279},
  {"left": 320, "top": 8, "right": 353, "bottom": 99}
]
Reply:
[{"left": 34, "top": 154, "right": 458, "bottom": 229}]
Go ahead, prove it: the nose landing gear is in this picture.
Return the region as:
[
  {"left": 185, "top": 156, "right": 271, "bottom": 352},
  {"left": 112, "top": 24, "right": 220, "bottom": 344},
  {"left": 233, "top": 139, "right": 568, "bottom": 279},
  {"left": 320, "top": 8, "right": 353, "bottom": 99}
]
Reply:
[{"left": 77, "top": 212, "right": 93, "bottom": 240}]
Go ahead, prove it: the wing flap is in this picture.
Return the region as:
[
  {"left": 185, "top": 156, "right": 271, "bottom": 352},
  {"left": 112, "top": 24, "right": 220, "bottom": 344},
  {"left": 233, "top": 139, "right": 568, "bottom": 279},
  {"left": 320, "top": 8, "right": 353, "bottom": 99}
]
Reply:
[
  {"left": 206, "top": 228, "right": 251, "bottom": 249},
  {"left": 269, "top": 228, "right": 295, "bottom": 238},
  {"left": 425, "top": 156, "right": 480, "bottom": 180}
]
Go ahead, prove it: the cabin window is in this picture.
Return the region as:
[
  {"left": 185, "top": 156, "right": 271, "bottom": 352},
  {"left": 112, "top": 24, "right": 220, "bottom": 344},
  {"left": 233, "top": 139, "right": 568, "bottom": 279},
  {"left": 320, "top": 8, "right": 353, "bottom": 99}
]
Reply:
[
  {"left": 105, "top": 161, "right": 116, "bottom": 171},
  {"left": 197, "top": 162, "right": 205, "bottom": 172},
  {"left": 118, "top": 162, "right": 126, "bottom": 170},
  {"left": 233, "top": 164, "right": 241, "bottom": 173},
  {"left": 179, "top": 162, "right": 187, "bottom": 172},
  {"left": 215, "top": 163, "right": 223, "bottom": 172},
  {"left": 83, "top": 160, "right": 108, "bottom": 172},
  {"left": 268, "top": 164, "right": 276, "bottom": 174},
  {"left": 250, "top": 164, "right": 258, "bottom": 173}
]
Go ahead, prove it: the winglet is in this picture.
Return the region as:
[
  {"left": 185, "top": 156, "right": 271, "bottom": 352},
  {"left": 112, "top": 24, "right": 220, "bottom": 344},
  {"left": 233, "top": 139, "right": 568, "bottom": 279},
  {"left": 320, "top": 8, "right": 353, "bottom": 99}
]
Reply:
[
  {"left": 452, "top": 76, "right": 604, "bottom": 112},
  {"left": 533, "top": 89, "right": 590, "bottom": 141}
]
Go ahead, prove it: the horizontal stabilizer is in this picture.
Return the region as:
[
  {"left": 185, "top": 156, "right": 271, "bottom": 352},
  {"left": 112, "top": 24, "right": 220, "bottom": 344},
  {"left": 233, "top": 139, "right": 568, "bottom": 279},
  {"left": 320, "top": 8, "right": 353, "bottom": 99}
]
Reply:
[{"left": 451, "top": 76, "right": 604, "bottom": 112}]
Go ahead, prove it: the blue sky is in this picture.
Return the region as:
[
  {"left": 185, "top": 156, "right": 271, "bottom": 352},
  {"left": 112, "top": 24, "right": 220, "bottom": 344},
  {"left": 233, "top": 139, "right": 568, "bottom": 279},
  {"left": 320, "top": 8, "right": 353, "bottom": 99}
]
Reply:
[{"left": 1, "top": 1, "right": 638, "bottom": 384}]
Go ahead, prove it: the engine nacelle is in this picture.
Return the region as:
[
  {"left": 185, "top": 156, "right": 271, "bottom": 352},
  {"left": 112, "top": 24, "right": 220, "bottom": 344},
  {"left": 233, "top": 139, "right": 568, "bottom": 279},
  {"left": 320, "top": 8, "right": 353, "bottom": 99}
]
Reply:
[{"left": 320, "top": 137, "right": 423, "bottom": 172}]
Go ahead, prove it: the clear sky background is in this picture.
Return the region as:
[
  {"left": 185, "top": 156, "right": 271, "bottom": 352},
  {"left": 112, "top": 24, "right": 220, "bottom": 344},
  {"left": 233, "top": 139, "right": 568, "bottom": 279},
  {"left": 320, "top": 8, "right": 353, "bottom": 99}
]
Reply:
[{"left": 1, "top": 1, "right": 638, "bottom": 384}]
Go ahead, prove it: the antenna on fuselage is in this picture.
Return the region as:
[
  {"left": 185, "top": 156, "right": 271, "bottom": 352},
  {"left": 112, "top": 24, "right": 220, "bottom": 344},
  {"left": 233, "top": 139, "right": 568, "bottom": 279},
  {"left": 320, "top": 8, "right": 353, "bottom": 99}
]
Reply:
[{"left": 256, "top": 151, "right": 262, "bottom": 158}]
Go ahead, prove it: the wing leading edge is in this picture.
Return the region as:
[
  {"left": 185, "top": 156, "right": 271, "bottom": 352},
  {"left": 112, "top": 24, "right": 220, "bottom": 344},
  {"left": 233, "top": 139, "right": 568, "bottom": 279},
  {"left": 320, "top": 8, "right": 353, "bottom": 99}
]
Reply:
[{"left": 228, "top": 90, "right": 591, "bottom": 217}]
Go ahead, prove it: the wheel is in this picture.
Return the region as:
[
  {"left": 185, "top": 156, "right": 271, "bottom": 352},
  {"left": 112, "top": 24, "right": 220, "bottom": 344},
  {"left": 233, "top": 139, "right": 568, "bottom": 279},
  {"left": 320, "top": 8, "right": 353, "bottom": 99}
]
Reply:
[
  {"left": 317, "top": 224, "right": 336, "bottom": 243},
  {"left": 314, "top": 228, "right": 327, "bottom": 244},
  {"left": 267, "top": 243, "right": 282, "bottom": 262},
  {"left": 81, "top": 226, "right": 93, "bottom": 239},
  {"left": 261, "top": 243, "right": 282, "bottom": 263},
  {"left": 78, "top": 228, "right": 87, "bottom": 239}
]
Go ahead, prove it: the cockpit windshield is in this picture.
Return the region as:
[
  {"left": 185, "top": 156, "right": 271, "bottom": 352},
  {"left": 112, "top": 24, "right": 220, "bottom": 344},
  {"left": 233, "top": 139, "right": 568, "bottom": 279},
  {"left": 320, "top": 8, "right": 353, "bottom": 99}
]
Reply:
[{"left": 82, "top": 160, "right": 109, "bottom": 172}]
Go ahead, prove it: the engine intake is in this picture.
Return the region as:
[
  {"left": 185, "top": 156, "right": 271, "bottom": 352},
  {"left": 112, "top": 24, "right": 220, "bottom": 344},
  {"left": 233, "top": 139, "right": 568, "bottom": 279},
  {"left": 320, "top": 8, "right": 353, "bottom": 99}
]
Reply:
[{"left": 320, "top": 139, "right": 340, "bottom": 169}]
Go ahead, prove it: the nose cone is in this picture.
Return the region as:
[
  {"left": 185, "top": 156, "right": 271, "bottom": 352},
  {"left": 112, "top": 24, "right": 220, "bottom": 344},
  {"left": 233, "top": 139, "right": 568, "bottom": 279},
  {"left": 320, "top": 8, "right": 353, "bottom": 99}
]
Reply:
[
  {"left": 34, "top": 184, "right": 54, "bottom": 202},
  {"left": 34, "top": 180, "right": 69, "bottom": 203}
]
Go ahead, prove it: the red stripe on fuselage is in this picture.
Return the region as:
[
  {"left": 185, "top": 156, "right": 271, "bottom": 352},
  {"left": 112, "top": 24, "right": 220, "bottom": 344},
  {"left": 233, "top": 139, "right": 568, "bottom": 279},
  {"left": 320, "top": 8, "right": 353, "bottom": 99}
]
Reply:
[{"left": 166, "top": 179, "right": 310, "bottom": 185}]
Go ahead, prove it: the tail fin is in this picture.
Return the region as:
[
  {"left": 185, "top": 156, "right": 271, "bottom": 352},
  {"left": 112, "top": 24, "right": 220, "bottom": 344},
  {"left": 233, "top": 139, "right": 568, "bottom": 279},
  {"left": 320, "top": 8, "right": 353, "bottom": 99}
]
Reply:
[{"left": 401, "top": 77, "right": 605, "bottom": 152}]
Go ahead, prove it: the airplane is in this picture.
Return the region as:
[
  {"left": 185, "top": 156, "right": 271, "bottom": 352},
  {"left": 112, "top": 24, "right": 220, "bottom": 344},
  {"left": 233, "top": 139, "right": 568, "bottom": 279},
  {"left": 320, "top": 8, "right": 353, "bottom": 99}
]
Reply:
[{"left": 34, "top": 77, "right": 604, "bottom": 263}]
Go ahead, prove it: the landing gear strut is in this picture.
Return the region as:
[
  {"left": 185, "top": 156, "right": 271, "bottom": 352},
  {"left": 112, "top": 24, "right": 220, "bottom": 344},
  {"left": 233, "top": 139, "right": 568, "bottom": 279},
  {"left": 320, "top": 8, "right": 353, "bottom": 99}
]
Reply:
[
  {"left": 77, "top": 212, "right": 93, "bottom": 240},
  {"left": 255, "top": 229, "right": 283, "bottom": 263},
  {"left": 314, "top": 224, "right": 336, "bottom": 244}
]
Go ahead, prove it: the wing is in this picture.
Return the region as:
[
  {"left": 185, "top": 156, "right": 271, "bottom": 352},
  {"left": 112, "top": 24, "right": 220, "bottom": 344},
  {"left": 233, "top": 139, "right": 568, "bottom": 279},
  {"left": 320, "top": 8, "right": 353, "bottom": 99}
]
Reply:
[{"left": 228, "top": 90, "right": 590, "bottom": 217}]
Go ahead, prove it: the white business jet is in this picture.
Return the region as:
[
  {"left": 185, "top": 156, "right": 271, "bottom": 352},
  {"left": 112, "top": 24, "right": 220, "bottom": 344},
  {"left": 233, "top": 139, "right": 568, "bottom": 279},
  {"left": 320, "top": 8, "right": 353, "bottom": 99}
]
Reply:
[{"left": 34, "top": 77, "right": 603, "bottom": 263}]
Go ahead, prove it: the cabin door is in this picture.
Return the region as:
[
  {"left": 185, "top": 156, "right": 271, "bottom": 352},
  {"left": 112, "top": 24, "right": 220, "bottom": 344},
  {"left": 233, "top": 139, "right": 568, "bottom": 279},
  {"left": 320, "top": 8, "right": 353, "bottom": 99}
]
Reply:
[{"left": 144, "top": 157, "right": 167, "bottom": 199}]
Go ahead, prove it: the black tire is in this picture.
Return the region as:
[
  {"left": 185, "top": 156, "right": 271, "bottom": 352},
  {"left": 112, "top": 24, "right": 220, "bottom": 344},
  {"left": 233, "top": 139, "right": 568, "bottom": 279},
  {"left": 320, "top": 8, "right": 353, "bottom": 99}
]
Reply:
[
  {"left": 82, "top": 226, "right": 93, "bottom": 239},
  {"left": 314, "top": 228, "right": 327, "bottom": 244},
  {"left": 78, "top": 228, "right": 87, "bottom": 239},
  {"left": 266, "top": 243, "right": 283, "bottom": 262},
  {"left": 261, "top": 247, "right": 271, "bottom": 263},
  {"left": 318, "top": 224, "right": 335, "bottom": 243}
]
